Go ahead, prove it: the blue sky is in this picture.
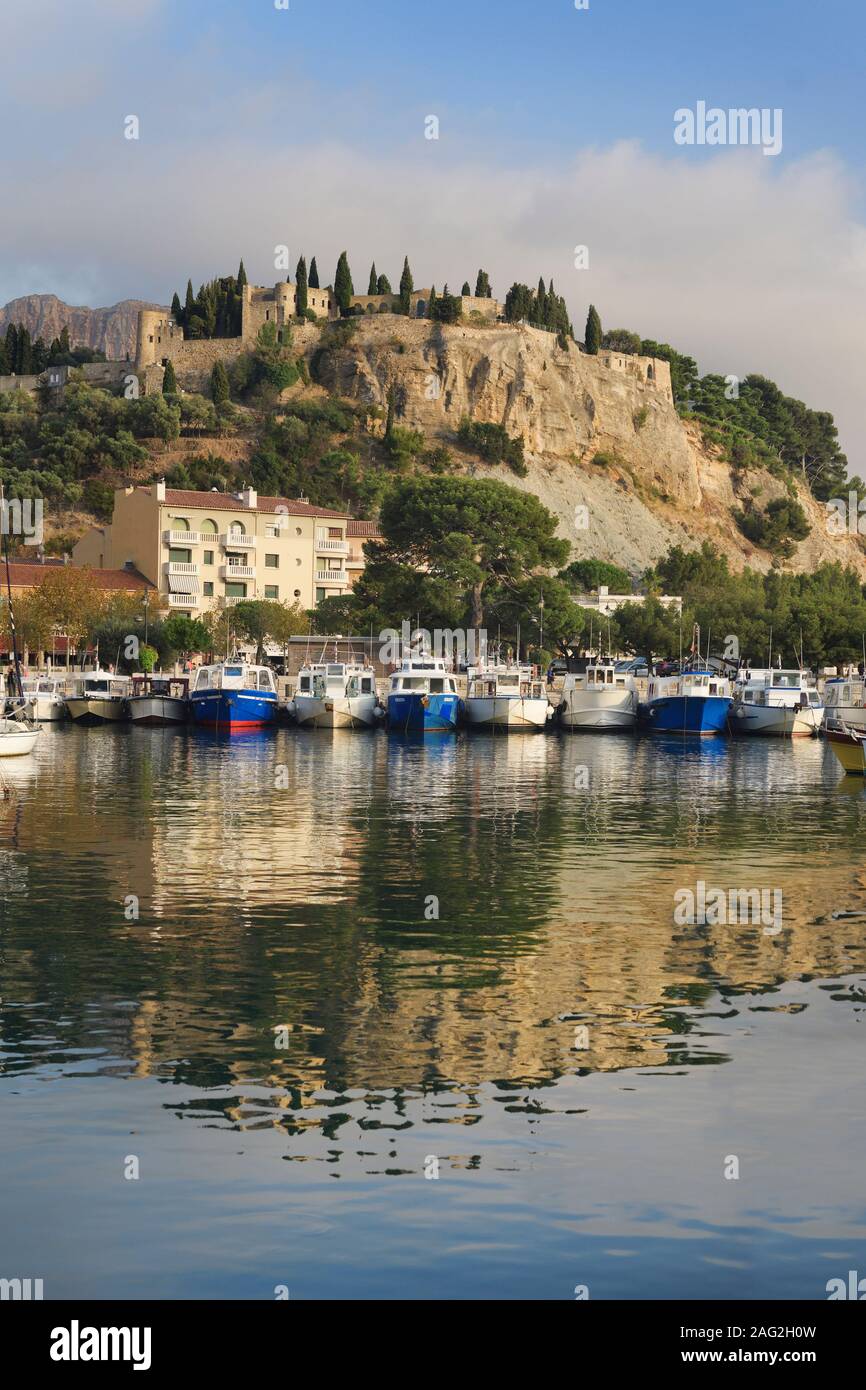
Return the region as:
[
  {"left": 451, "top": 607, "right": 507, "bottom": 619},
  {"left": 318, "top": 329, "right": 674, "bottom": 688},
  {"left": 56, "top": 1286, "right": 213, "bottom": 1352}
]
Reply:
[{"left": 1, "top": 0, "right": 865, "bottom": 463}]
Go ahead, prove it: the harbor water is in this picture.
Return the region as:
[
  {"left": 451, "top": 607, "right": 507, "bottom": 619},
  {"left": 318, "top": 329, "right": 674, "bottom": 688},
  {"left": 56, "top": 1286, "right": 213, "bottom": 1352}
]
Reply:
[{"left": 1, "top": 725, "right": 865, "bottom": 1300}]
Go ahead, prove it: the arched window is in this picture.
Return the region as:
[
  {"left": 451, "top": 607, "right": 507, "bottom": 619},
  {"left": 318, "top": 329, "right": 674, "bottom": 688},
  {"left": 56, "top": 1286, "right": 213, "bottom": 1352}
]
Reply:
[
  {"left": 171, "top": 517, "right": 190, "bottom": 531},
  {"left": 230, "top": 520, "right": 246, "bottom": 535},
  {"left": 415, "top": 300, "right": 427, "bottom": 317},
  {"left": 200, "top": 519, "right": 218, "bottom": 535},
  {"left": 647, "top": 364, "right": 655, "bottom": 380}
]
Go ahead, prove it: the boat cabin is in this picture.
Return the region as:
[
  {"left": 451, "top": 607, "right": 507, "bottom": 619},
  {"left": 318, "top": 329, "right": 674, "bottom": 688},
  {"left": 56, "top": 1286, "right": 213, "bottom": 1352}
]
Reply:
[
  {"left": 73, "top": 670, "right": 131, "bottom": 698},
  {"left": 825, "top": 677, "right": 865, "bottom": 711},
  {"left": 468, "top": 665, "right": 544, "bottom": 700},
  {"left": 390, "top": 657, "right": 457, "bottom": 696},
  {"left": 648, "top": 669, "right": 730, "bottom": 701},
  {"left": 193, "top": 663, "right": 277, "bottom": 694},
  {"left": 298, "top": 662, "right": 376, "bottom": 699}
]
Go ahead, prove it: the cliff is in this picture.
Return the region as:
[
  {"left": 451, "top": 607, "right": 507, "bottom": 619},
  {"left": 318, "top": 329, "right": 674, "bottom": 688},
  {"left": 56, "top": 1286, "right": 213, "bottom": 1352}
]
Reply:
[
  {"left": 0, "top": 293, "right": 166, "bottom": 360},
  {"left": 312, "top": 316, "right": 866, "bottom": 578}
]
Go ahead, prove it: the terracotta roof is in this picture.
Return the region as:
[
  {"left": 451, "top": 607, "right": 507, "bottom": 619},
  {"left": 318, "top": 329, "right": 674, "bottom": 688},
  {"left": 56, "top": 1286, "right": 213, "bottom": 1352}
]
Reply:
[
  {"left": 7, "top": 562, "right": 153, "bottom": 591},
  {"left": 347, "top": 520, "right": 381, "bottom": 537},
  {"left": 157, "top": 488, "right": 349, "bottom": 519}
]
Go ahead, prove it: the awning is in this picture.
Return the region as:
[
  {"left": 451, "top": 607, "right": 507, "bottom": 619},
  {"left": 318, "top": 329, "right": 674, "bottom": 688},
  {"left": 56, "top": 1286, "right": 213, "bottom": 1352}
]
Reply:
[{"left": 168, "top": 575, "right": 200, "bottom": 594}]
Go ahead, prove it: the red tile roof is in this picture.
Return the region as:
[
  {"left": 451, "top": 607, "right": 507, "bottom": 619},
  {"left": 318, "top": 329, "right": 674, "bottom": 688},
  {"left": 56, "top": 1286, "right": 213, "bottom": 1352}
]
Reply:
[
  {"left": 347, "top": 520, "right": 381, "bottom": 537},
  {"left": 7, "top": 562, "right": 153, "bottom": 591},
  {"left": 158, "top": 488, "right": 350, "bottom": 519}
]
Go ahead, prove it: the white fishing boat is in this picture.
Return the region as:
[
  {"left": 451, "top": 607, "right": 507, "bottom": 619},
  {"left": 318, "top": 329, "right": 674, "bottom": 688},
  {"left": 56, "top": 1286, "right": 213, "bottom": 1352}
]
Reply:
[
  {"left": 559, "top": 660, "right": 638, "bottom": 731},
  {"left": 10, "top": 674, "right": 68, "bottom": 722},
  {"left": 66, "top": 670, "right": 132, "bottom": 725},
  {"left": 731, "top": 667, "right": 823, "bottom": 737},
  {"left": 465, "top": 662, "right": 551, "bottom": 730},
  {"left": 0, "top": 714, "right": 40, "bottom": 756},
  {"left": 288, "top": 660, "right": 382, "bottom": 729},
  {"left": 822, "top": 674, "right": 866, "bottom": 732},
  {"left": 127, "top": 674, "right": 189, "bottom": 727}
]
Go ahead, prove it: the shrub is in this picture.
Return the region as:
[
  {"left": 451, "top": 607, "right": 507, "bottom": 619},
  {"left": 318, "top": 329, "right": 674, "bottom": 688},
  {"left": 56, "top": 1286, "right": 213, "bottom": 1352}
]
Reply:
[{"left": 456, "top": 418, "right": 527, "bottom": 475}]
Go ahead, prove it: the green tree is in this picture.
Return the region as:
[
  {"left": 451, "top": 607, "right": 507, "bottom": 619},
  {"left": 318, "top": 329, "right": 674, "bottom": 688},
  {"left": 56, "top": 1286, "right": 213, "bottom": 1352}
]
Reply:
[
  {"left": 210, "top": 359, "right": 230, "bottom": 405},
  {"left": 237, "top": 259, "right": 248, "bottom": 288},
  {"left": 461, "top": 281, "right": 471, "bottom": 296},
  {"left": 601, "top": 328, "right": 642, "bottom": 354},
  {"left": 614, "top": 595, "right": 683, "bottom": 670},
  {"left": 162, "top": 359, "right": 179, "bottom": 395},
  {"left": 560, "top": 559, "right": 632, "bottom": 593},
  {"left": 162, "top": 614, "right": 211, "bottom": 660},
  {"left": 295, "top": 255, "right": 308, "bottom": 315},
  {"left": 584, "top": 304, "right": 602, "bottom": 355},
  {"left": 475, "top": 269, "right": 491, "bottom": 298},
  {"left": 399, "top": 257, "right": 414, "bottom": 314},
  {"left": 377, "top": 273, "right": 392, "bottom": 295},
  {"left": 334, "top": 252, "right": 354, "bottom": 316},
  {"left": 309, "top": 257, "right": 320, "bottom": 289},
  {"left": 170, "top": 291, "right": 183, "bottom": 324},
  {"left": 368, "top": 262, "right": 378, "bottom": 295},
  {"left": 183, "top": 279, "right": 196, "bottom": 324}
]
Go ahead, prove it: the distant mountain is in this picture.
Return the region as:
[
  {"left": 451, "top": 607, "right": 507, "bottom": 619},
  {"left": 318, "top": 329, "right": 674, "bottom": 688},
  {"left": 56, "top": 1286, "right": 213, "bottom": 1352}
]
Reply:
[{"left": 0, "top": 293, "right": 167, "bottom": 361}]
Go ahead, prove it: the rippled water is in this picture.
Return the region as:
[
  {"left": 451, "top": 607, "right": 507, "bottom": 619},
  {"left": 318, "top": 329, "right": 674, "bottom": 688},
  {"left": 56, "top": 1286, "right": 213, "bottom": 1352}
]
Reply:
[{"left": 1, "top": 724, "right": 865, "bottom": 1299}]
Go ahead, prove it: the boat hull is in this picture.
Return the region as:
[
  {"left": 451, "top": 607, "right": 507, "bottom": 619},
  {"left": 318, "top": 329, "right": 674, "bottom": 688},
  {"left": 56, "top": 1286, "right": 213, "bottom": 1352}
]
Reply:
[
  {"left": 731, "top": 703, "right": 823, "bottom": 737},
  {"left": 0, "top": 721, "right": 40, "bottom": 756},
  {"left": 644, "top": 695, "right": 731, "bottom": 735},
  {"left": 128, "top": 696, "right": 188, "bottom": 727},
  {"left": 387, "top": 691, "right": 461, "bottom": 732},
  {"left": 189, "top": 689, "right": 277, "bottom": 729},
  {"left": 465, "top": 696, "right": 550, "bottom": 730},
  {"left": 12, "top": 695, "right": 67, "bottom": 722},
  {"left": 293, "top": 694, "right": 379, "bottom": 729},
  {"left": 823, "top": 704, "right": 866, "bottom": 733},
  {"left": 66, "top": 697, "right": 127, "bottom": 725},
  {"left": 826, "top": 727, "right": 866, "bottom": 774},
  {"left": 559, "top": 691, "right": 637, "bottom": 731}
]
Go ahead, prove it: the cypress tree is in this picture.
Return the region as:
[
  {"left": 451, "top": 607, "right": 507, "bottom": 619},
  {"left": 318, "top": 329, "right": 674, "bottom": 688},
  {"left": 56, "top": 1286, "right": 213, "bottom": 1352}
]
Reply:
[
  {"left": 210, "top": 360, "right": 230, "bottom": 405},
  {"left": 475, "top": 269, "right": 491, "bottom": 298},
  {"left": 237, "top": 259, "right": 248, "bottom": 288},
  {"left": 295, "top": 255, "right": 309, "bottom": 315},
  {"left": 334, "top": 252, "right": 354, "bottom": 316},
  {"left": 162, "top": 360, "right": 179, "bottom": 394},
  {"left": 584, "top": 304, "right": 602, "bottom": 355},
  {"left": 59, "top": 325, "right": 71, "bottom": 354},
  {"left": 461, "top": 281, "right": 471, "bottom": 296},
  {"left": 4, "top": 324, "right": 17, "bottom": 373},
  {"left": 0, "top": 340, "right": 7, "bottom": 375},
  {"left": 170, "top": 292, "right": 183, "bottom": 324},
  {"left": 399, "top": 257, "right": 414, "bottom": 314},
  {"left": 309, "top": 257, "right": 320, "bottom": 289},
  {"left": 17, "top": 327, "right": 32, "bottom": 374},
  {"left": 377, "top": 273, "right": 392, "bottom": 295},
  {"left": 184, "top": 279, "right": 196, "bottom": 323},
  {"left": 428, "top": 286, "right": 437, "bottom": 318},
  {"left": 368, "top": 263, "right": 378, "bottom": 295}
]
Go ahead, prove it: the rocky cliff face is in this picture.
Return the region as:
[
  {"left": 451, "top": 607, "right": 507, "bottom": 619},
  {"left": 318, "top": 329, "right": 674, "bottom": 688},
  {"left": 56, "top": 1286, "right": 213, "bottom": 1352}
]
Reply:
[
  {"left": 0, "top": 294, "right": 166, "bottom": 360},
  {"left": 313, "top": 316, "right": 866, "bottom": 579}
]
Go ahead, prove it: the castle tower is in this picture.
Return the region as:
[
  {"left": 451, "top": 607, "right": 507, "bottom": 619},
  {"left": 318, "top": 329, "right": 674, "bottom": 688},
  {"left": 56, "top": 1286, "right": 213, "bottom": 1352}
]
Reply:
[{"left": 135, "top": 310, "right": 179, "bottom": 370}]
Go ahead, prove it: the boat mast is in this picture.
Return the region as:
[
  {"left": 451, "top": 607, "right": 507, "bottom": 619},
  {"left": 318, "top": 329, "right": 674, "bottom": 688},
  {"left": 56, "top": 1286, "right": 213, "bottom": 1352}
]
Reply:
[{"left": 0, "top": 483, "right": 23, "bottom": 700}]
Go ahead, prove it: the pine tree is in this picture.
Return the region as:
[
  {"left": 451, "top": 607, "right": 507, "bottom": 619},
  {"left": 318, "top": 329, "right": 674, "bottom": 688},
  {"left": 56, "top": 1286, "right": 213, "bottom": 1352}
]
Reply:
[
  {"left": 428, "top": 286, "right": 437, "bottom": 318},
  {"left": 295, "top": 255, "right": 309, "bottom": 316},
  {"left": 334, "top": 252, "right": 354, "bottom": 316},
  {"left": 399, "top": 256, "right": 414, "bottom": 314},
  {"left": 368, "top": 263, "right": 378, "bottom": 295},
  {"left": 475, "top": 269, "right": 491, "bottom": 298},
  {"left": 461, "top": 282, "right": 471, "bottom": 296},
  {"left": 584, "top": 304, "right": 602, "bottom": 355},
  {"left": 162, "top": 360, "right": 178, "bottom": 395},
  {"left": 170, "top": 292, "right": 183, "bottom": 324},
  {"left": 210, "top": 360, "right": 229, "bottom": 405},
  {"left": 309, "top": 257, "right": 320, "bottom": 289},
  {"left": 377, "top": 273, "right": 392, "bottom": 295},
  {"left": 237, "top": 259, "right": 248, "bottom": 288},
  {"left": 17, "top": 327, "right": 32, "bottom": 374}
]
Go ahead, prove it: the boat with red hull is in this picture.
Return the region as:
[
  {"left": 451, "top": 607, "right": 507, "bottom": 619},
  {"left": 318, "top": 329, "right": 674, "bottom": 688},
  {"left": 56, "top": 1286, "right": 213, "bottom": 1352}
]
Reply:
[{"left": 189, "top": 660, "right": 278, "bottom": 730}]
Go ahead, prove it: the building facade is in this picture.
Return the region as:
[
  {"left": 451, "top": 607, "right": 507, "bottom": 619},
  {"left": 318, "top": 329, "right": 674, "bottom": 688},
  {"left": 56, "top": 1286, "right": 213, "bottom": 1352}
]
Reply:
[{"left": 73, "top": 483, "right": 363, "bottom": 615}]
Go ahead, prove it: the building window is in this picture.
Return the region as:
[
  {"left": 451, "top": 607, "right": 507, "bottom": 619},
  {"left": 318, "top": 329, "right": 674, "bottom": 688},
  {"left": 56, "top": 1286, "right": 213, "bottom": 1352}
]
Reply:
[
  {"left": 201, "top": 519, "right": 218, "bottom": 535},
  {"left": 225, "top": 581, "right": 247, "bottom": 599},
  {"left": 316, "top": 588, "right": 325, "bottom": 603},
  {"left": 265, "top": 585, "right": 278, "bottom": 599},
  {"left": 203, "top": 550, "right": 214, "bottom": 565},
  {"left": 203, "top": 581, "right": 214, "bottom": 597},
  {"left": 328, "top": 559, "right": 342, "bottom": 571},
  {"left": 295, "top": 526, "right": 302, "bottom": 535},
  {"left": 265, "top": 553, "right": 278, "bottom": 568},
  {"left": 328, "top": 527, "right": 342, "bottom": 539},
  {"left": 169, "top": 547, "right": 192, "bottom": 564}
]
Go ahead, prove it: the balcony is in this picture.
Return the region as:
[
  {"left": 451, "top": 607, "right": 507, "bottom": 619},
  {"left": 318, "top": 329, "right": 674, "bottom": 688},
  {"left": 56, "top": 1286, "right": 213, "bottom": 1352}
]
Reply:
[
  {"left": 168, "top": 592, "right": 199, "bottom": 608},
  {"left": 164, "top": 561, "right": 199, "bottom": 577},
  {"left": 316, "top": 570, "right": 347, "bottom": 585},
  {"left": 221, "top": 563, "right": 256, "bottom": 580},
  {"left": 315, "top": 537, "right": 348, "bottom": 555},
  {"left": 164, "top": 529, "right": 200, "bottom": 545},
  {"left": 219, "top": 533, "right": 257, "bottom": 549},
  {"left": 224, "top": 595, "right": 250, "bottom": 607}
]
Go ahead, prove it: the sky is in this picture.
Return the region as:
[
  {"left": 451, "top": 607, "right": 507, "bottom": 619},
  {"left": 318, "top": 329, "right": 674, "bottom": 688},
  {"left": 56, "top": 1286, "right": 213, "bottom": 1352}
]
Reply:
[{"left": 1, "top": 0, "right": 865, "bottom": 465}]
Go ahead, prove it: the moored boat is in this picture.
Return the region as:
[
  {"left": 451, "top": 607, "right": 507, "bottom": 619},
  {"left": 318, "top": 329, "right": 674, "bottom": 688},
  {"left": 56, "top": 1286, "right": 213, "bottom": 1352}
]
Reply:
[
  {"left": 189, "top": 660, "right": 278, "bottom": 729},
  {"left": 387, "top": 654, "right": 461, "bottom": 732},
  {"left": 0, "top": 714, "right": 40, "bottom": 756},
  {"left": 826, "top": 723, "right": 866, "bottom": 775},
  {"left": 558, "top": 660, "right": 637, "bottom": 731},
  {"left": 465, "top": 662, "right": 551, "bottom": 730},
  {"left": 642, "top": 666, "right": 732, "bottom": 736},
  {"left": 127, "top": 674, "right": 189, "bottom": 726},
  {"left": 822, "top": 674, "right": 866, "bottom": 732},
  {"left": 730, "top": 667, "right": 823, "bottom": 737},
  {"left": 288, "top": 660, "right": 381, "bottom": 729},
  {"left": 9, "top": 674, "right": 68, "bottom": 722},
  {"left": 66, "top": 671, "right": 131, "bottom": 725}
]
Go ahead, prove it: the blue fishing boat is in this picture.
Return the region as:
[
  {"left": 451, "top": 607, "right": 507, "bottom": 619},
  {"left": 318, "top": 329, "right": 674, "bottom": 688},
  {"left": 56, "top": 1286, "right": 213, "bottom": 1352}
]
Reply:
[
  {"left": 387, "top": 655, "right": 462, "bottom": 732},
  {"left": 189, "top": 660, "right": 278, "bottom": 730},
  {"left": 642, "top": 667, "right": 732, "bottom": 736}
]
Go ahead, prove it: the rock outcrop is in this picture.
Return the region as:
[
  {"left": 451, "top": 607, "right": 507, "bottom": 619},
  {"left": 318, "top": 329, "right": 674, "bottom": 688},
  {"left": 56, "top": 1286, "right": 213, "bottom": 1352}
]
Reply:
[
  {"left": 313, "top": 316, "right": 866, "bottom": 578},
  {"left": 0, "top": 294, "right": 166, "bottom": 361}
]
